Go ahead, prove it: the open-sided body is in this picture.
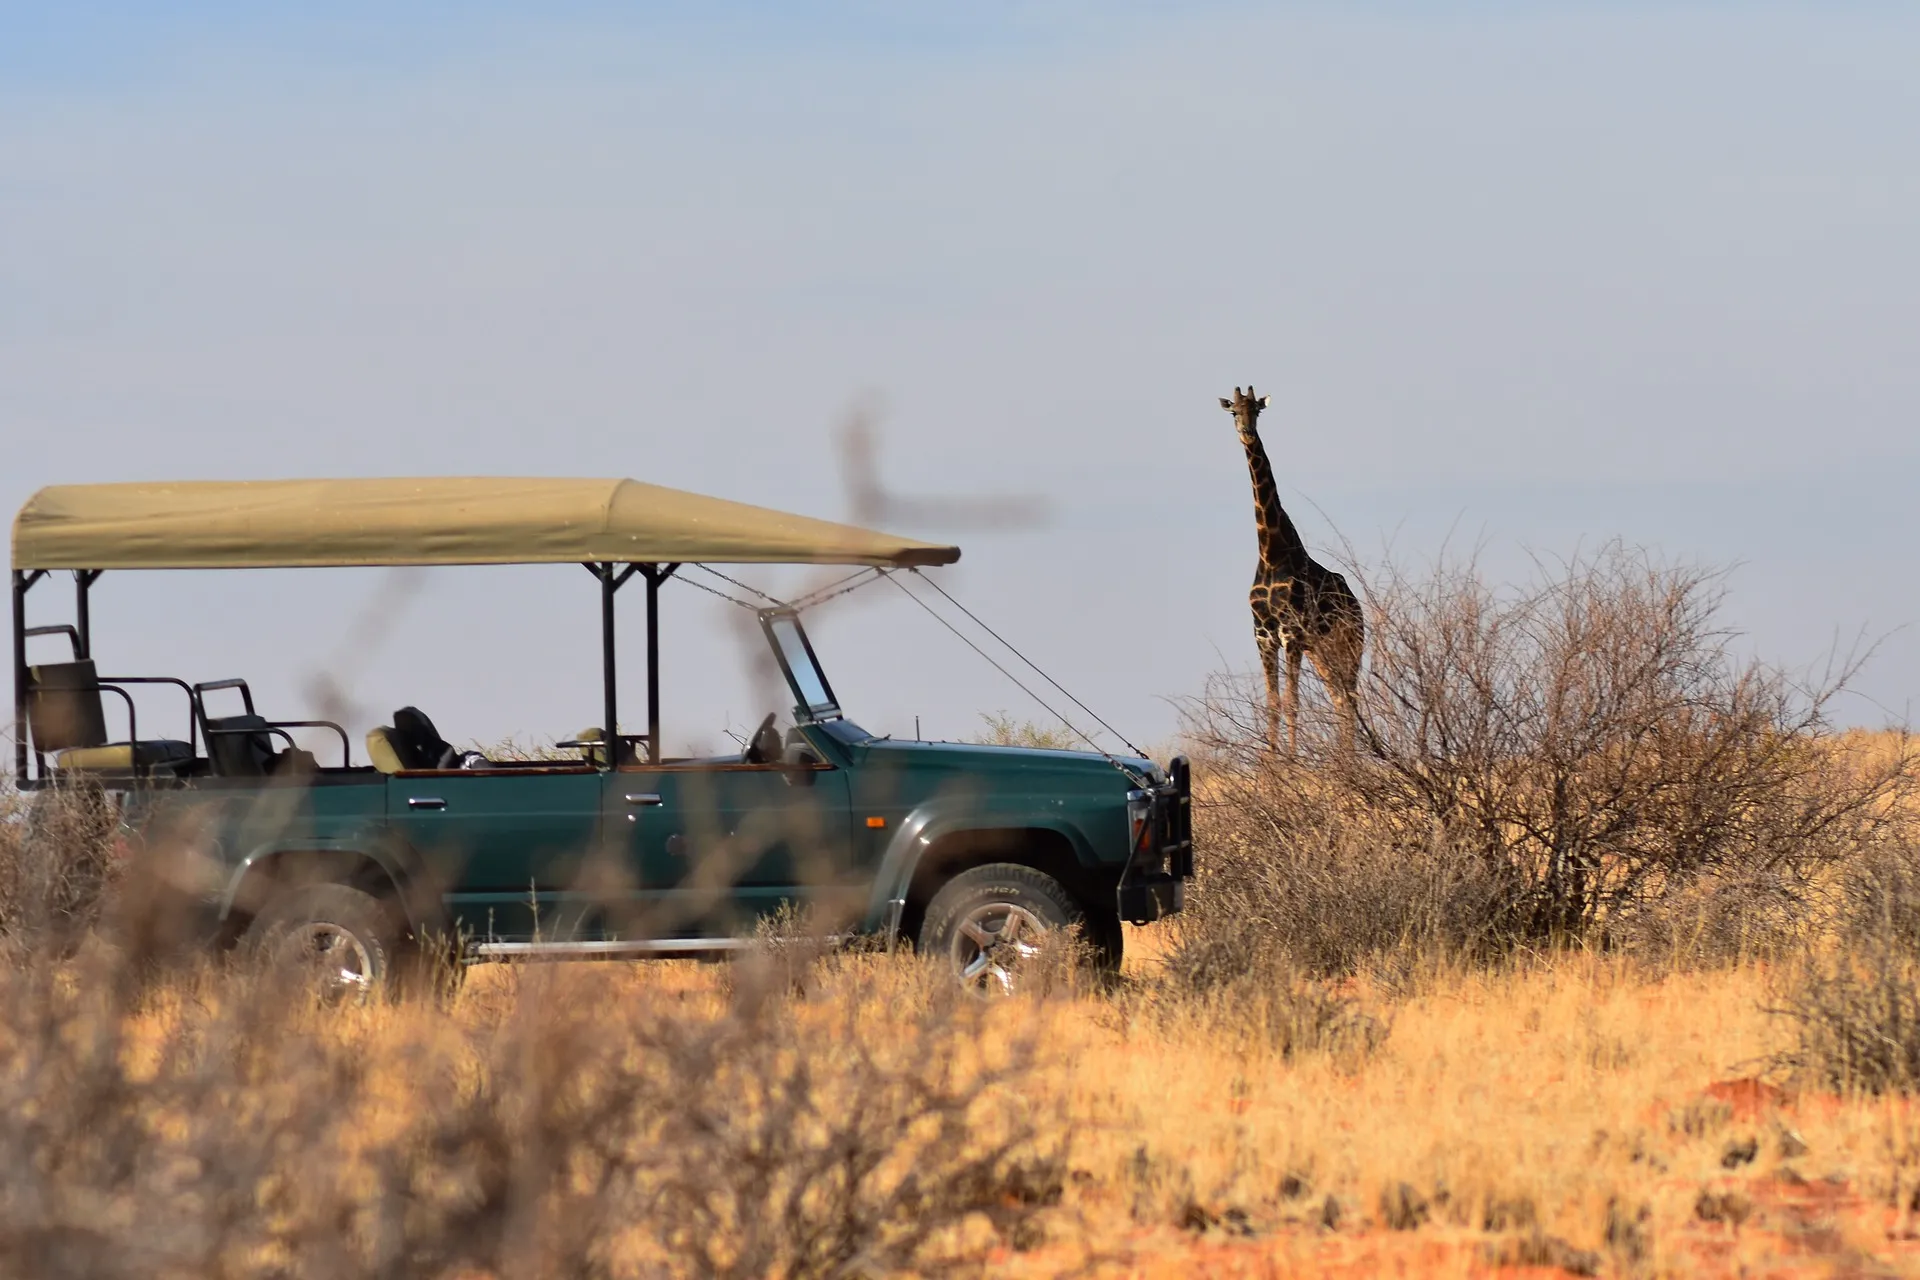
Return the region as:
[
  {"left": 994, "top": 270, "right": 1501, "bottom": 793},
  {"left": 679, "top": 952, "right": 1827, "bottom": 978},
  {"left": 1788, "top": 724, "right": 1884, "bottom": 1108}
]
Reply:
[{"left": 11, "top": 477, "right": 1191, "bottom": 993}]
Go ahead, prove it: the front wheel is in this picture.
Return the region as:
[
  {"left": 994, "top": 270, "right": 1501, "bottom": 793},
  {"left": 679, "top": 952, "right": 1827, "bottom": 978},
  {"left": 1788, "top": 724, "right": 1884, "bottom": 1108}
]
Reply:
[{"left": 918, "top": 863, "right": 1103, "bottom": 996}]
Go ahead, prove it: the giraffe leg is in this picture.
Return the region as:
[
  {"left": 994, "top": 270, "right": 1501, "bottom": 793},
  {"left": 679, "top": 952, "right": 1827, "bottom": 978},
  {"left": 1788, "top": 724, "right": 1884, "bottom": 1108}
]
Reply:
[
  {"left": 1284, "top": 644, "right": 1304, "bottom": 757},
  {"left": 1309, "top": 651, "right": 1355, "bottom": 756},
  {"left": 1255, "top": 628, "right": 1282, "bottom": 753},
  {"left": 1330, "top": 625, "right": 1363, "bottom": 755},
  {"left": 1333, "top": 683, "right": 1356, "bottom": 756}
]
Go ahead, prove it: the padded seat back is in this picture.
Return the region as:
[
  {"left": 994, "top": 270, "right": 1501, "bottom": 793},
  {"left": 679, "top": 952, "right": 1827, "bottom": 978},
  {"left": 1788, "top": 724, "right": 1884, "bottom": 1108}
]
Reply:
[
  {"left": 365, "top": 728, "right": 405, "bottom": 774},
  {"left": 205, "top": 713, "right": 275, "bottom": 776},
  {"left": 386, "top": 706, "right": 456, "bottom": 770},
  {"left": 26, "top": 660, "right": 110, "bottom": 754}
]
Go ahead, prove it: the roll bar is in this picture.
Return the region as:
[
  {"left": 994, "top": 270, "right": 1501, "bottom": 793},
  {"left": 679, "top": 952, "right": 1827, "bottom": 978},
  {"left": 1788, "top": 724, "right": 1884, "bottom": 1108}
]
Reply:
[{"left": 11, "top": 561, "right": 687, "bottom": 786}]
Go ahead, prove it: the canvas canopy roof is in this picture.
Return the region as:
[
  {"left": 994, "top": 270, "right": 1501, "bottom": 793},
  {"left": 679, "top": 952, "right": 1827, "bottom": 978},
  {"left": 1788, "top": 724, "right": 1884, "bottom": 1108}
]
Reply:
[{"left": 13, "top": 478, "right": 961, "bottom": 571}]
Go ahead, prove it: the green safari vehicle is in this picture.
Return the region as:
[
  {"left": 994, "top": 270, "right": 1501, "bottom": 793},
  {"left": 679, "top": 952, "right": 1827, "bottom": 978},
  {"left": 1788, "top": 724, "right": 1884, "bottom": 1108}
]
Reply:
[{"left": 10, "top": 478, "right": 1191, "bottom": 993}]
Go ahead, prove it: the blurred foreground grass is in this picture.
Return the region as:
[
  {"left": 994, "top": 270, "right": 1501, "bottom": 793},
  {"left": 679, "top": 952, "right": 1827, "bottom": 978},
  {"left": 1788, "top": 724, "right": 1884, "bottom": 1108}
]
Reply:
[{"left": 4, "top": 928, "right": 1920, "bottom": 1278}]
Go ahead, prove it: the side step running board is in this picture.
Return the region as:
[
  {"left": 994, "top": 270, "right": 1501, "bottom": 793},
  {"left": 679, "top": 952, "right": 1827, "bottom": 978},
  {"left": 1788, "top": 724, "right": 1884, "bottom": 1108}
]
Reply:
[
  {"left": 468, "top": 933, "right": 858, "bottom": 961},
  {"left": 470, "top": 937, "right": 752, "bottom": 959}
]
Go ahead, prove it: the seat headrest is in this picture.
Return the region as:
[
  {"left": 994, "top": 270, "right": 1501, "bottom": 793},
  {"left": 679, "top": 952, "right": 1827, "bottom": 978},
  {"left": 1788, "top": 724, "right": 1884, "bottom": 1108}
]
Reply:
[
  {"left": 392, "top": 705, "right": 442, "bottom": 743},
  {"left": 25, "top": 659, "right": 108, "bottom": 753}
]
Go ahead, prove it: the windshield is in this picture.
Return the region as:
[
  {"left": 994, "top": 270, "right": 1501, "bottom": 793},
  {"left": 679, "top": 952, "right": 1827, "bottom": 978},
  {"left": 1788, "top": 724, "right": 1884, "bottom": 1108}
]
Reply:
[{"left": 760, "top": 611, "right": 841, "bottom": 721}]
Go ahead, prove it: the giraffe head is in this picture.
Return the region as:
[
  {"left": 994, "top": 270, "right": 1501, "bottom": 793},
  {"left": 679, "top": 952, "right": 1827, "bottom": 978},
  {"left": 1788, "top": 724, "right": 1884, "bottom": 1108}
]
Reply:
[{"left": 1219, "top": 385, "right": 1270, "bottom": 438}]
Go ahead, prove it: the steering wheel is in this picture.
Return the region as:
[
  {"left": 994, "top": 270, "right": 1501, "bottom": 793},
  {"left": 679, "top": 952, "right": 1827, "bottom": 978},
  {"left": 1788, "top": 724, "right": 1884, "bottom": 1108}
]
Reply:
[{"left": 743, "top": 713, "right": 783, "bottom": 765}]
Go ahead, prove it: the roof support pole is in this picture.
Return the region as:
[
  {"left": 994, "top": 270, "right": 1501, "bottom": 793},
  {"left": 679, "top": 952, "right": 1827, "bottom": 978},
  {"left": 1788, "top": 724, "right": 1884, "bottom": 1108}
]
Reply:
[
  {"left": 644, "top": 568, "right": 659, "bottom": 765},
  {"left": 586, "top": 562, "right": 648, "bottom": 766},
  {"left": 11, "top": 570, "right": 27, "bottom": 787},
  {"left": 74, "top": 570, "right": 101, "bottom": 660},
  {"left": 598, "top": 564, "right": 618, "bottom": 768},
  {"left": 636, "top": 564, "right": 680, "bottom": 766},
  {"left": 12, "top": 570, "right": 46, "bottom": 786}
]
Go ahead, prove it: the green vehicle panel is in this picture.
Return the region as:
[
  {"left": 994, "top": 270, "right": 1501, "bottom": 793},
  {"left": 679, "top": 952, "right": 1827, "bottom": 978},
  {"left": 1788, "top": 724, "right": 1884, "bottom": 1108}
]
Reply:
[{"left": 37, "top": 612, "right": 1190, "bottom": 971}]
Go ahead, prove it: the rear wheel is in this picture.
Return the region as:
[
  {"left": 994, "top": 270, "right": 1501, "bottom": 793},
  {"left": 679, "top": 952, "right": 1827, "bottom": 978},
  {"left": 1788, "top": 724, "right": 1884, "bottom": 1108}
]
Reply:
[
  {"left": 918, "top": 863, "right": 1096, "bottom": 996},
  {"left": 244, "top": 883, "right": 398, "bottom": 1003}
]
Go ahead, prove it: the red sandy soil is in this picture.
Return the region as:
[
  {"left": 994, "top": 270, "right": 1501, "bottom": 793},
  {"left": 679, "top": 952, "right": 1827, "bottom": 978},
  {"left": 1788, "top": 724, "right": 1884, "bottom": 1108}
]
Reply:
[{"left": 987, "top": 1079, "right": 1920, "bottom": 1279}]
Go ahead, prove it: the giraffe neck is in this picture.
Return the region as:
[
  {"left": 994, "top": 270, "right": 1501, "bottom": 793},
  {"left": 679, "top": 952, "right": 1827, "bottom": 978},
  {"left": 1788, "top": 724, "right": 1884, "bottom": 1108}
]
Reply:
[{"left": 1239, "top": 425, "right": 1309, "bottom": 573}]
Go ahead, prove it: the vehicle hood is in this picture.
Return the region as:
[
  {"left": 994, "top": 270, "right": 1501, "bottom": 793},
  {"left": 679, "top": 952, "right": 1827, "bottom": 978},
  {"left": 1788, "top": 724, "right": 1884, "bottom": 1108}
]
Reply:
[{"left": 853, "top": 737, "right": 1159, "bottom": 785}]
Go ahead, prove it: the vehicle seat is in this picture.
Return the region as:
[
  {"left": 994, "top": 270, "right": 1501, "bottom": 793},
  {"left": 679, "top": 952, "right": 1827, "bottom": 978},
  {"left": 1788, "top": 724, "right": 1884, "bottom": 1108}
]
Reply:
[
  {"left": 573, "top": 727, "right": 608, "bottom": 768},
  {"left": 27, "top": 660, "right": 193, "bottom": 775},
  {"left": 204, "top": 713, "right": 314, "bottom": 777},
  {"left": 572, "top": 727, "right": 641, "bottom": 767},
  {"left": 378, "top": 706, "right": 460, "bottom": 770},
  {"left": 365, "top": 727, "right": 405, "bottom": 774}
]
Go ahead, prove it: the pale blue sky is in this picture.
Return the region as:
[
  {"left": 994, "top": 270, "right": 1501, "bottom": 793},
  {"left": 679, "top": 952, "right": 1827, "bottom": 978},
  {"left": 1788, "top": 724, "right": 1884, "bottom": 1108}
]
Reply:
[{"left": 4, "top": 3, "right": 1916, "bottom": 755}]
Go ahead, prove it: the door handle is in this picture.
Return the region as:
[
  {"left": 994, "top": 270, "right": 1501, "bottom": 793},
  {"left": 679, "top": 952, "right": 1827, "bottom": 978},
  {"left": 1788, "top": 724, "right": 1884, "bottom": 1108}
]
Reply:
[
  {"left": 623, "top": 793, "right": 665, "bottom": 807},
  {"left": 407, "top": 797, "right": 447, "bottom": 810}
]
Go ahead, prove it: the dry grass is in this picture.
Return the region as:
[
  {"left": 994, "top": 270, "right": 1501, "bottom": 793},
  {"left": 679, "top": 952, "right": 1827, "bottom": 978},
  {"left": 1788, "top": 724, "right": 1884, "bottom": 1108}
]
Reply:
[
  {"left": 9, "top": 935, "right": 1918, "bottom": 1277},
  {"left": 0, "top": 942, "right": 1070, "bottom": 1279},
  {"left": 0, "top": 775, "right": 120, "bottom": 943},
  {"left": 1067, "top": 939, "right": 1920, "bottom": 1277},
  {"left": 5, "top": 829, "right": 1920, "bottom": 1280}
]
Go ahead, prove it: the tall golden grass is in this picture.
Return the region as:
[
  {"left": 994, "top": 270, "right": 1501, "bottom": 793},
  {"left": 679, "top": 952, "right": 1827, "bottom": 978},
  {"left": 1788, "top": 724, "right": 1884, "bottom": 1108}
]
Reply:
[{"left": 6, "top": 926, "right": 1919, "bottom": 1277}]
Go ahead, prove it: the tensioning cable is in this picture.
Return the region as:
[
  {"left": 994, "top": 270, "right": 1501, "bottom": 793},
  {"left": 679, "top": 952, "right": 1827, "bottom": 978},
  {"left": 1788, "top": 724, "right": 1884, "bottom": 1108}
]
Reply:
[
  {"left": 910, "top": 568, "right": 1150, "bottom": 761},
  {"left": 789, "top": 567, "right": 885, "bottom": 611},
  {"left": 695, "top": 565, "right": 784, "bottom": 607},
  {"left": 678, "top": 568, "right": 764, "bottom": 612},
  {"left": 682, "top": 562, "right": 1152, "bottom": 785},
  {"left": 885, "top": 573, "right": 1152, "bottom": 789},
  {"left": 684, "top": 564, "right": 889, "bottom": 615}
]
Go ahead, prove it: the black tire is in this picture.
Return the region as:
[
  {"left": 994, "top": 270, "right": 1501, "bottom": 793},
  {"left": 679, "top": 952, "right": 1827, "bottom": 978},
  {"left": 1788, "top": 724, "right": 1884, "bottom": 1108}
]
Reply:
[
  {"left": 1083, "top": 906, "right": 1126, "bottom": 979},
  {"left": 243, "top": 883, "right": 398, "bottom": 1002},
  {"left": 918, "top": 863, "right": 1096, "bottom": 995}
]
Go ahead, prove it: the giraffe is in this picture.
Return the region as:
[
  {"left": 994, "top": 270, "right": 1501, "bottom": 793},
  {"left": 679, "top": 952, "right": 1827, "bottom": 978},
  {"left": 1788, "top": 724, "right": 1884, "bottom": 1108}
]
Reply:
[{"left": 1220, "top": 385, "right": 1364, "bottom": 753}]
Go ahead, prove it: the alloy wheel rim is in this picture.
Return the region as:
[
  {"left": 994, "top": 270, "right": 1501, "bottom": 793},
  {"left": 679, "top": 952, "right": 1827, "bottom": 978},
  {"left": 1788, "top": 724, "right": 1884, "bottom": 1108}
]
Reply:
[
  {"left": 278, "top": 922, "right": 375, "bottom": 1002},
  {"left": 949, "top": 902, "right": 1048, "bottom": 996}
]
